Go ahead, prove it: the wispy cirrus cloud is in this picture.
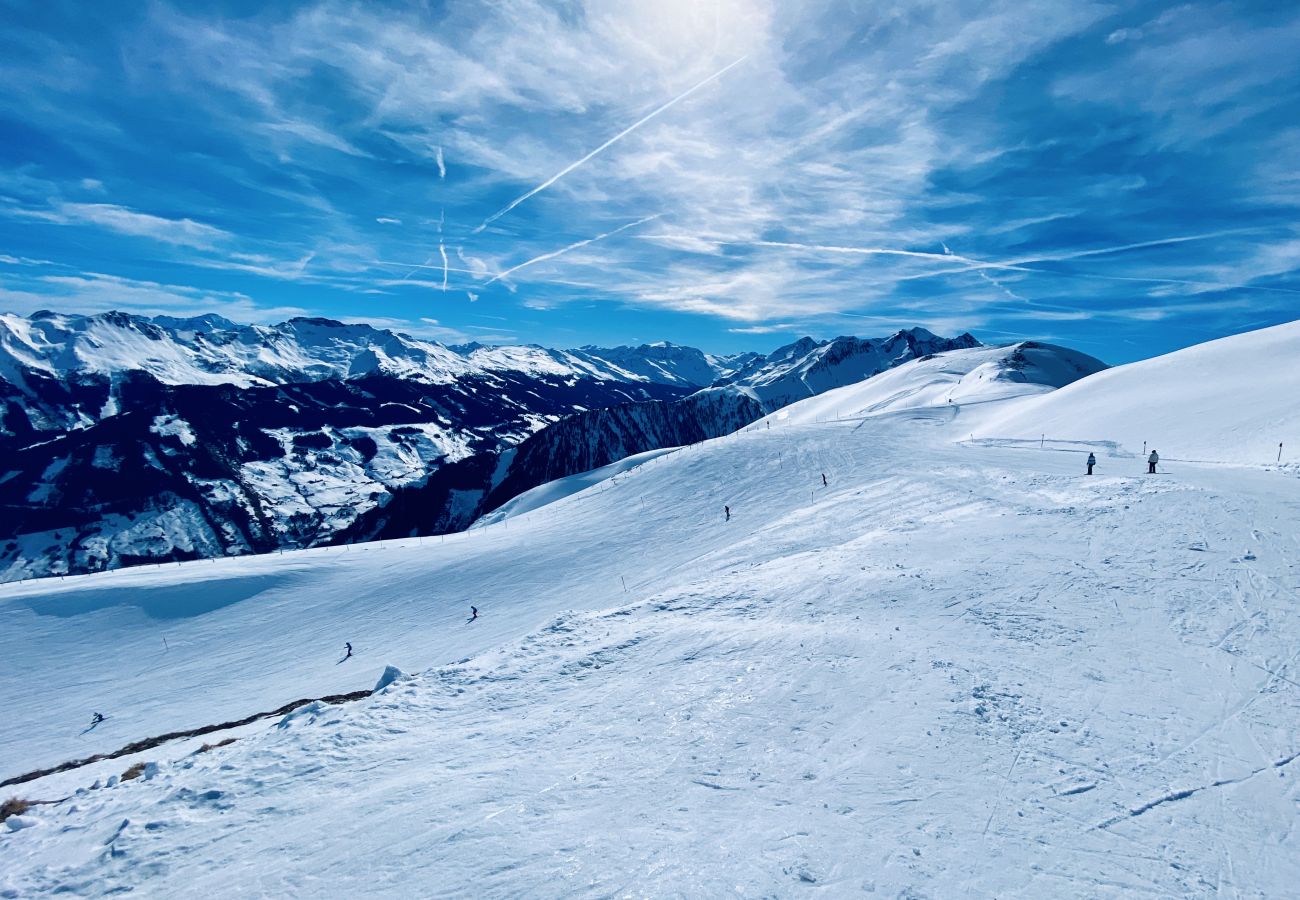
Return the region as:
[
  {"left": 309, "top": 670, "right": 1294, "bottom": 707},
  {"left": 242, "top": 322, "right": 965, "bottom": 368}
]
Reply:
[
  {"left": 10, "top": 202, "right": 231, "bottom": 249},
  {"left": 0, "top": 270, "right": 305, "bottom": 322}
]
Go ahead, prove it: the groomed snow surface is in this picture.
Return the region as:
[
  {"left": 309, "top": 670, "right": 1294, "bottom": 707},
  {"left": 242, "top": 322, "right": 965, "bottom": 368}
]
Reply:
[{"left": 3, "top": 325, "right": 1300, "bottom": 897}]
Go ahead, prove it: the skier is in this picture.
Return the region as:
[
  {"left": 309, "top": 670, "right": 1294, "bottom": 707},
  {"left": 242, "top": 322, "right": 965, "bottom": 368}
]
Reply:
[
  {"left": 343, "top": 642, "right": 353, "bottom": 659},
  {"left": 821, "top": 473, "right": 828, "bottom": 487},
  {"left": 1086, "top": 452, "right": 1096, "bottom": 476},
  {"left": 470, "top": 606, "right": 478, "bottom": 621},
  {"left": 1148, "top": 450, "right": 1159, "bottom": 474},
  {"left": 90, "top": 712, "right": 104, "bottom": 726},
  {"left": 724, "top": 505, "right": 731, "bottom": 522}
]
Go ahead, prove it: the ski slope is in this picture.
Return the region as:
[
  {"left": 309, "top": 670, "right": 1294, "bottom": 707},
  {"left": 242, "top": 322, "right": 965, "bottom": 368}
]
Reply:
[
  {"left": 974, "top": 319, "right": 1300, "bottom": 465},
  {"left": 3, "top": 326, "right": 1300, "bottom": 897},
  {"left": 474, "top": 446, "right": 679, "bottom": 526},
  {"left": 762, "top": 341, "right": 1106, "bottom": 427}
]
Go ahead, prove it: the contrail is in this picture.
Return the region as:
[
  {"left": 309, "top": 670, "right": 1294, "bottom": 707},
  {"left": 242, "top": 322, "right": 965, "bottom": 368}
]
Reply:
[
  {"left": 894, "top": 229, "right": 1264, "bottom": 283},
  {"left": 439, "top": 241, "right": 448, "bottom": 291},
  {"left": 373, "top": 261, "right": 479, "bottom": 276},
  {"left": 752, "top": 239, "right": 987, "bottom": 266},
  {"left": 751, "top": 230, "right": 1270, "bottom": 286},
  {"left": 474, "top": 56, "right": 747, "bottom": 234},
  {"left": 487, "top": 214, "right": 660, "bottom": 285}
]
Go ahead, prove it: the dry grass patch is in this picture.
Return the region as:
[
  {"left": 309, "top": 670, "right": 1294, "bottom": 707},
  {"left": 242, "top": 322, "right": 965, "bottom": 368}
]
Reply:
[
  {"left": 197, "top": 738, "right": 237, "bottom": 754},
  {"left": 1, "top": 797, "right": 31, "bottom": 822},
  {"left": 121, "top": 762, "right": 147, "bottom": 782}
]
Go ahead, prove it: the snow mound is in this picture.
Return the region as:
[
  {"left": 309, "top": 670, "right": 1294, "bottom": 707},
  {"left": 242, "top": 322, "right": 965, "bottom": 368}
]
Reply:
[
  {"left": 763, "top": 341, "right": 1106, "bottom": 427},
  {"left": 373, "top": 665, "right": 405, "bottom": 692},
  {"left": 277, "top": 701, "right": 328, "bottom": 730},
  {"left": 974, "top": 319, "right": 1300, "bottom": 464}
]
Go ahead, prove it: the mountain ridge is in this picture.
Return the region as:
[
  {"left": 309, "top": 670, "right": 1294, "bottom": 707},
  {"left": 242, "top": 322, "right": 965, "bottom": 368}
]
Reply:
[{"left": 1, "top": 309, "right": 998, "bottom": 581}]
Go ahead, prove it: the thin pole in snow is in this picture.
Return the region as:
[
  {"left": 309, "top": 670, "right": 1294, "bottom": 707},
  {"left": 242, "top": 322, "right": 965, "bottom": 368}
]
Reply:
[
  {"left": 1040, "top": 434, "right": 1044, "bottom": 449},
  {"left": 163, "top": 636, "right": 169, "bottom": 652},
  {"left": 1279, "top": 442, "right": 1284, "bottom": 463},
  {"left": 621, "top": 576, "right": 628, "bottom": 592}
]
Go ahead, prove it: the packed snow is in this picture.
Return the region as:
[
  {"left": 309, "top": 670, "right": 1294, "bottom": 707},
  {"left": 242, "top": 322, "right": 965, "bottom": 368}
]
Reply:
[
  {"left": 474, "top": 446, "right": 680, "bottom": 526},
  {"left": 1, "top": 322, "right": 1299, "bottom": 897}
]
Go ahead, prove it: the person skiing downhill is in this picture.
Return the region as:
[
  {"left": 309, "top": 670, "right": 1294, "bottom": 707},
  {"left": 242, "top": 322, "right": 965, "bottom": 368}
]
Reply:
[
  {"left": 1148, "top": 450, "right": 1159, "bottom": 474},
  {"left": 343, "top": 642, "right": 353, "bottom": 659},
  {"left": 1087, "top": 452, "right": 1096, "bottom": 475},
  {"left": 469, "top": 606, "right": 478, "bottom": 621},
  {"left": 90, "top": 712, "right": 105, "bottom": 726},
  {"left": 821, "top": 473, "right": 828, "bottom": 487},
  {"left": 724, "top": 505, "right": 731, "bottom": 522}
]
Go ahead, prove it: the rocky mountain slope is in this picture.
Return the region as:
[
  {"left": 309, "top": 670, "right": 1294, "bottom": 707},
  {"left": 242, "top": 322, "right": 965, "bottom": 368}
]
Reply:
[
  {"left": 336, "top": 328, "right": 989, "bottom": 542},
  {"left": 1, "top": 314, "right": 1000, "bottom": 581},
  {"left": 0, "top": 312, "right": 731, "bottom": 581}
]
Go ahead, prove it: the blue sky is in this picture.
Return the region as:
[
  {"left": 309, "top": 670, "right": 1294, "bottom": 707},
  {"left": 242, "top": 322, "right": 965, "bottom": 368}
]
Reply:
[{"left": 1, "top": 0, "right": 1298, "bottom": 362}]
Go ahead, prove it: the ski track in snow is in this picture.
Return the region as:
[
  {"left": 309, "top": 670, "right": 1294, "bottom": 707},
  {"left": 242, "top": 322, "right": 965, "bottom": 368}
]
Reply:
[{"left": 1, "top": 410, "right": 1299, "bottom": 897}]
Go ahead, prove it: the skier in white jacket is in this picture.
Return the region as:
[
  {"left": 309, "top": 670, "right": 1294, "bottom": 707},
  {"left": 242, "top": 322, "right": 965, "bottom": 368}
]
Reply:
[{"left": 1147, "top": 450, "right": 1159, "bottom": 474}]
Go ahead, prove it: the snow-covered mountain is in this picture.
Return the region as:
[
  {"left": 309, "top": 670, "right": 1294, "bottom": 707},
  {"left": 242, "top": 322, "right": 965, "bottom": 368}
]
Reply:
[
  {"left": 973, "top": 319, "right": 1300, "bottom": 465},
  {"left": 333, "top": 329, "right": 991, "bottom": 543},
  {"left": 0, "top": 311, "right": 732, "bottom": 581},
  {"left": 0, "top": 313, "right": 990, "bottom": 581},
  {"left": 763, "top": 340, "right": 1108, "bottom": 427},
  {"left": 474, "top": 341, "right": 1109, "bottom": 527},
  {"left": 701, "top": 327, "right": 980, "bottom": 410},
  {"left": 2, "top": 320, "right": 1297, "bottom": 897},
  {"left": 0, "top": 311, "right": 745, "bottom": 391}
]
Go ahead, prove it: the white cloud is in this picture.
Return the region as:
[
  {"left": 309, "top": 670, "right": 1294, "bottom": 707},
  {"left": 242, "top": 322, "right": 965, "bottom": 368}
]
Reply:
[
  {"left": 12, "top": 202, "right": 231, "bottom": 250},
  {"left": 728, "top": 323, "right": 794, "bottom": 334},
  {"left": 0, "top": 271, "right": 305, "bottom": 322},
  {"left": 12, "top": 0, "right": 1293, "bottom": 340}
]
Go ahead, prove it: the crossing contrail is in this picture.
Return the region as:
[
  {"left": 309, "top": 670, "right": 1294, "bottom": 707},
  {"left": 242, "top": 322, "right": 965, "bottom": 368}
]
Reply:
[
  {"left": 474, "top": 56, "right": 747, "bottom": 234},
  {"left": 487, "top": 214, "right": 660, "bottom": 285},
  {"left": 751, "top": 239, "right": 986, "bottom": 266}
]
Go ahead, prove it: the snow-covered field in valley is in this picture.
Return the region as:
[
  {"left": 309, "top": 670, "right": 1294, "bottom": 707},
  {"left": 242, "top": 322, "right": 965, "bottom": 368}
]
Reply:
[{"left": 2, "top": 326, "right": 1299, "bottom": 897}]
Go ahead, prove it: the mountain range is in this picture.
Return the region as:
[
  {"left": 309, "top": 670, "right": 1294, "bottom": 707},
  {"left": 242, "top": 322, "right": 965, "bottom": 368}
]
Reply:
[{"left": 1, "top": 311, "right": 984, "bottom": 580}]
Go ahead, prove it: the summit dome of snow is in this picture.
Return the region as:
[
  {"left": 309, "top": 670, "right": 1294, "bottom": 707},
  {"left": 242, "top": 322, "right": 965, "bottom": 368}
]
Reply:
[
  {"left": 974, "top": 318, "right": 1300, "bottom": 464},
  {"left": 763, "top": 341, "right": 1107, "bottom": 427}
]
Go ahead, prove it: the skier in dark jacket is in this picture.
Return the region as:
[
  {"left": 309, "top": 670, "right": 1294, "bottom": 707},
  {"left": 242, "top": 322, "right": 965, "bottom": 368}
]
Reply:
[
  {"left": 343, "top": 642, "right": 353, "bottom": 659},
  {"left": 1086, "top": 452, "right": 1096, "bottom": 475},
  {"left": 90, "top": 712, "right": 105, "bottom": 726},
  {"left": 821, "top": 473, "right": 828, "bottom": 487},
  {"left": 724, "top": 505, "right": 731, "bottom": 522},
  {"left": 470, "top": 606, "right": 478, "bottom": 621}
]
